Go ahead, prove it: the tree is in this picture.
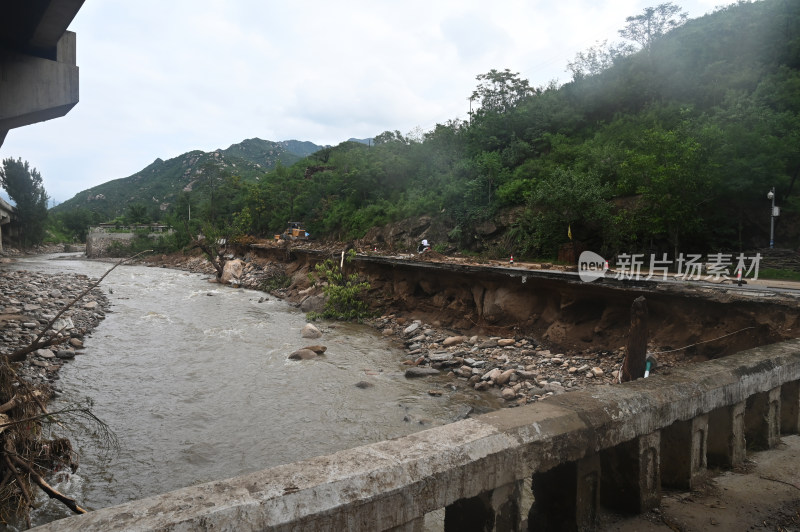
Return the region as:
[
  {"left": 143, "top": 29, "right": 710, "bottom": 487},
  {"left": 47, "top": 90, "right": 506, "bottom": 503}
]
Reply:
[
  {"left": 619, "top": 124, "right": 719, "bottom": 258},
  {"left": 526, "top": 168, "right": 613, "bottom": 256},
  {"left": 0, "top": 158, "right": 49, "bottom": 247},
  {"left": 471, "top": 69, "right": 534, "bottom": 115},
  {"left": 126, "top": 203, "right": 149, "bottom": 224},
  {"left": 567, "top": 40, "right": 636, "bottom": 80},
  {"left": 618, "top": 3, "right": 688, "bottom": 53}
]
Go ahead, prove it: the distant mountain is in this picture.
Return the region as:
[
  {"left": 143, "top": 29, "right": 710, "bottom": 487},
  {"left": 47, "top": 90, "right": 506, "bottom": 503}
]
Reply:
[
  {"left": 348, "top": 138, "right": 374, "bottom": 146},
  {"left": 51, "top": 138, "right": 324, "bottom": 219}
]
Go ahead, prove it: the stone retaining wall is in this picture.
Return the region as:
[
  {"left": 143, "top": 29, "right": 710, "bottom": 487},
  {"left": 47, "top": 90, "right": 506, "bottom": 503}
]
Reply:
[
  {"left": 85, "top": 231, "right": 136, "bottom": 258},
  {"left": 85, "top": 227, "right": 171, "bottom": 258},
  {"left": 32, "top": 340, "right": 800, "bottom": 531}
]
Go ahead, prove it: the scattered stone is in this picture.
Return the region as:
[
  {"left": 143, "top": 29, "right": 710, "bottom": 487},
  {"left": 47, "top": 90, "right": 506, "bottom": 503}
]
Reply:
[
  {"left": 442, "top": 336, "right": 465, "bottom": 347},
  {"left": 427, "top": 390, "right": 443, "bottom": 397},
  {"left": 516, "top": 370, "right": 538, "bottom": 381},
  {"left": 457, "top": 366, "right": 473, "bottom": 378},
  {"left": 497, "top": 338, "right": 515, "bottom": 347},
  {"left": 301, "top": 323, "right": 322, "bottom": 339},
  {"left": 405, "top": 367, "right": 440, "bottom": 378},
  {"left": 482, "top": 368, "right": 502, "bottom": 382},
  {"left": 288, "top": 349, "right": 318, "bottom": 360},
  {"left": 52, "top": 317, "right": 74, "bottom": 332},
  {"left": 355, "top": 381, "right": 374, "bottom": 389},
  {"left": 69, "top": 338, "right": 84, "bottom": 348},
  {"left": 429, "top": 352, "right": 453, "bottom": 362},
  {"left": 403, "top": 322, "right": 421, "bottom": 336},
  {"left": 501, "top": 388, "right": 517, "bottom": 401},
  {"left": 495, "top": 369, "right": 515, "bottom": 386},
  {"left": 303, "top": 345, "right": 327, "bottom": 354}
]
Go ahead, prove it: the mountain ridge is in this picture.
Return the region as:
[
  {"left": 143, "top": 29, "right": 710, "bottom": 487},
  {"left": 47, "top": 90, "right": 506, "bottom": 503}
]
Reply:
[{"left": 51, "top": 137, "right": 326, "bottom": 219}]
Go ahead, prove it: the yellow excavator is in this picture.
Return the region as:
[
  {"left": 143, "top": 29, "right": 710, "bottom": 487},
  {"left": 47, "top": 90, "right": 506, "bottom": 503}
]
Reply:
[{"left": 275, "top": 222, "right": 310, "bottom": 241}]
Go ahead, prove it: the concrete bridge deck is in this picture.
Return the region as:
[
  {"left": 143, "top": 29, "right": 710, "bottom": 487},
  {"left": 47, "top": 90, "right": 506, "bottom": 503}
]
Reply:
[{"left": 32, "top": 338, "right": 800, "bottom": 531}]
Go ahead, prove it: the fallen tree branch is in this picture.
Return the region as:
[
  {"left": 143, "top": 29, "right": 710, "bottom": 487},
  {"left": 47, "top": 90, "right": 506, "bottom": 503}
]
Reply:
[
  {"left": 5, "top": 334, "right": 71, "bottom": 364},
  {"left": 3, "top": 454, "right": 31, "bottom": 508},
  {"left": 0, "top": 396, "right": 19, "bottom": 415},
  {"left": 11, "top": 455, "right": 86, "bottom": 515}
]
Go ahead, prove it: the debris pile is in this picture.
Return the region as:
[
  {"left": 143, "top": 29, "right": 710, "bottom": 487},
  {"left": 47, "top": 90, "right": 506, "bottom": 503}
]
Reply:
[{"left": 369, "top": 314, "right": 679, "bottom": 406}]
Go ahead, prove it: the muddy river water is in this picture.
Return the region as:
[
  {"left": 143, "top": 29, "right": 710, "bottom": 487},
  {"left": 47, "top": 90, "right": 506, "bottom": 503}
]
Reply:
[{"left": 4, "top": 254, "right": 500, "bottom": 527}]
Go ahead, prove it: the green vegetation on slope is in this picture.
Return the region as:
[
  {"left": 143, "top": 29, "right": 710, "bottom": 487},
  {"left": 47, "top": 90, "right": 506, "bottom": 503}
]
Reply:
[
  {"left": 49, "top": 138, "right": 321, "bottom": 224},
  {"left": 50, "top": 0, "right": 800, "bottom": 261}
]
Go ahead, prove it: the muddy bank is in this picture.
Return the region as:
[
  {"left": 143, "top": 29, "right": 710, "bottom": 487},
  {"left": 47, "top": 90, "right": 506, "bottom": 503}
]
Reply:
[
  {"left": 175, "top": 244, "right": 800, "bottom": 358},
  {"left": 139, "top": 247, "right": 800, "bottom": 360}
]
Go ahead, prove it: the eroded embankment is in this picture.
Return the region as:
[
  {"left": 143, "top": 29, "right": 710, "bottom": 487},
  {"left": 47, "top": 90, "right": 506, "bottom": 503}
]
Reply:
[{"left": 230, "top": 245, "right": 800, "bottom": 360}]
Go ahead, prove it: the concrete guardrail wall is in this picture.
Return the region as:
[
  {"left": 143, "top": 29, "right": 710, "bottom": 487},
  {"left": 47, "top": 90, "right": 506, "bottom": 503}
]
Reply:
[{"left": 33, "top": 340, "right": 800, "bottom": 531}]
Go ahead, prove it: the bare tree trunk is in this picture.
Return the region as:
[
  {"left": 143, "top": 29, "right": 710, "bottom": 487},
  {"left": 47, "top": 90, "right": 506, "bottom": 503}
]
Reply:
[{"left": 622, "top": 296, "right": 648, "bottom": 382}]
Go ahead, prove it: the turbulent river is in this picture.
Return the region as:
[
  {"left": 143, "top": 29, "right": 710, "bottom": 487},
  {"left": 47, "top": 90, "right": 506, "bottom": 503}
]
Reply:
[{"left": 4, "top": 254, "right": 500, "bottom": 527}]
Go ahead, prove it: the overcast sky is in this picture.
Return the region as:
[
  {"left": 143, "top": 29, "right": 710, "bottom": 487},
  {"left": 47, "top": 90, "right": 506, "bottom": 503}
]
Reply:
[{"left": 1, "top": 0, "right": 730, "bottom": 204}]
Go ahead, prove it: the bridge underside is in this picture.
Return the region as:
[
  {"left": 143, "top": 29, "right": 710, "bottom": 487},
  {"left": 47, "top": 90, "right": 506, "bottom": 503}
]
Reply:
[{"left": 0, "top": 0, "right": 83, "bottom": 149}]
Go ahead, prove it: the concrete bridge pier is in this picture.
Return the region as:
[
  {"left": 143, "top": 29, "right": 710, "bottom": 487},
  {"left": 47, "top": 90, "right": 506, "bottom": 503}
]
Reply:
[
  {"left": 708, "top": 401, "right": 746, "bottom": 467},
  {"left": 660, "top": 414, "right": 709, "bottom": 490},
  {"left": 600, "top": 431, "right": 661, "bottom": 514},
  {"left": 444, "top": 479, "right": 523, "bottom": 532},
  {"left": 745, "top": 386, "right": 781, "bottom": 450},
  {"left": 781, "top": 381, "right": 799, "bottom": 433},
  {"left": 386, "top": 516, "right": 425, "bottom": 532},
  {"left": 527, "top": 454, "right": 600, "bottom": 532}
]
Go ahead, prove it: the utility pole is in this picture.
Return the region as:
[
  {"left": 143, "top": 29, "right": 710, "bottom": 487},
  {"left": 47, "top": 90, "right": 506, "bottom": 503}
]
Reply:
[{"left": 768, "top": 187, "right": 778, "bottom": 248}]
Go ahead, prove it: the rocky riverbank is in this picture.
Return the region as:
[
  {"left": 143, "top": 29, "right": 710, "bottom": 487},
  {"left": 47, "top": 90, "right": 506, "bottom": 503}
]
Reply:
[
  {"left": 369, "top": 314, "right": 634, "bottom": 405},
  {"left": 0, "top": 265, "right": 110, "bottom": 390}
]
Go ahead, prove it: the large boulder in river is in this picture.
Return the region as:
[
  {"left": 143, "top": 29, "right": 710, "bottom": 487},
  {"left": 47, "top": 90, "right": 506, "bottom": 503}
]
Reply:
[
  {"left": 288, "top": 349, "right": 318, "bottom": 360},
  {"left": 301, "top": 323, "right": 322, "bottom": 339},
  {"left": 303, "top": 345, "right": 327, "bottom": 354},
  {"left": 300, "top": 294, "right": 325, "bottom": 313},
  {"left": 220, "top": 259, "right": 244, "bottom": 285}
]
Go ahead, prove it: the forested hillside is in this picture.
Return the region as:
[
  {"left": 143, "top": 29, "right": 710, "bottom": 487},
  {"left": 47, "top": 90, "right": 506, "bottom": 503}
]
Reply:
[
  {"left": 50, "top": 138, "right": 322, "bottom": 229},
  {"left": 52, "top": 0, "right": 800, "bottom": 259}
]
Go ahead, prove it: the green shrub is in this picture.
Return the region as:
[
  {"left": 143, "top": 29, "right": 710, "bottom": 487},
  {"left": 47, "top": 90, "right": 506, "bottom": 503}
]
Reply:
[{"left": 308, "top": 251, "right": 372, "bottom": 321}]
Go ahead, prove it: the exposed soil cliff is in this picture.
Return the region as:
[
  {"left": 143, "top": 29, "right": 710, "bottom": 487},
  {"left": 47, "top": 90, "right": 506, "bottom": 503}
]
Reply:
[{"left": 211, "top": 242, "right": 800, "bottom": 360}]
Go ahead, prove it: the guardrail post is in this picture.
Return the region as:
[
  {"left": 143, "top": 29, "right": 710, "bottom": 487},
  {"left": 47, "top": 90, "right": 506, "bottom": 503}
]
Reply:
[
  {"left": 600, "top": 431, "right": 660, "bottom": 513},
  {"left": 444, "top": 480, "right": 523, "bottom": 532},
  {"left": 707, "top": 401, "right": 746, "bottom": 468},
  {"left": 745, "top": 387, "right": 781, "bottom": 449},
  {"left": 661, "top": 414, "right": 708, "bottom": 489},
  {"left": 528, "top": 453, "right": 600, "bottom": 531},
  {"left": 781, "top": 381, "right": 799, "bottom": 434}
]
